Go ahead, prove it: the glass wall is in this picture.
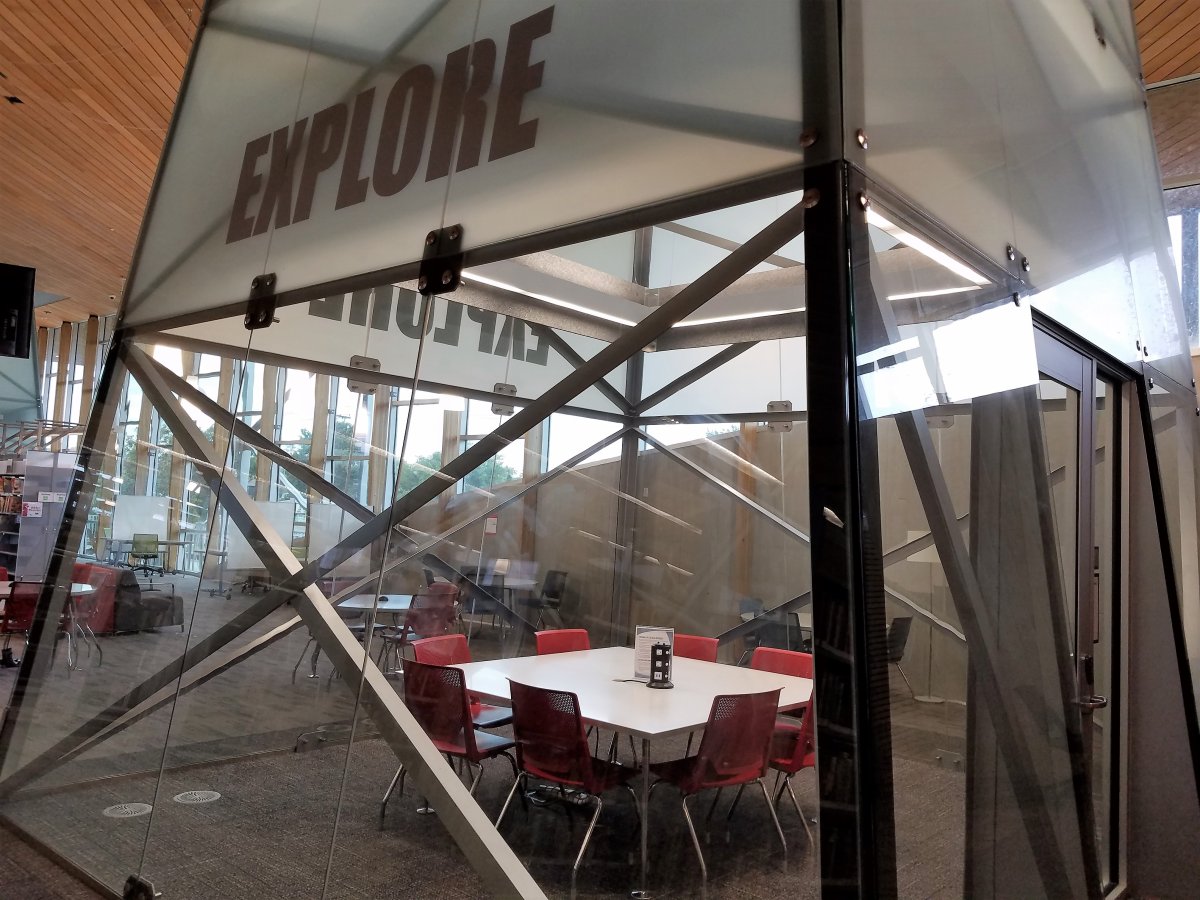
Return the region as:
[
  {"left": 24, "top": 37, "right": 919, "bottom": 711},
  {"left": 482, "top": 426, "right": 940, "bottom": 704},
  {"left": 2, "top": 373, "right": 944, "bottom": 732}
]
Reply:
[{"left": 0, "top": 1, "right": 1197, "bottom": 899}]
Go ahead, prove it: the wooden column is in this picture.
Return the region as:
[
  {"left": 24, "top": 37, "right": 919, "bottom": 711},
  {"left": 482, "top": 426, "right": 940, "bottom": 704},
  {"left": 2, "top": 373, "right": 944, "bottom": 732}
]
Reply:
[
  {"left": 78, "top": 316, "right": 100, "bottom": 420},
  {"left": 52, "top": 323, "right": 71, "bottom": 424},
  {"left": 368, "top": 391, "right": 391, "bottom": 512},
  {"left": 165, "top": 351, "right": 195, "bottom": 571},
  {"left": 255, "top": 365, "right": 278, "bottom": 501}
]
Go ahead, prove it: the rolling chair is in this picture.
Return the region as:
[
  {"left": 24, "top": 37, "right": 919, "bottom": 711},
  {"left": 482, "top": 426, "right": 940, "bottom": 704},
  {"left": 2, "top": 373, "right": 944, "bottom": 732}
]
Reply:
[{"left": 129, "top": 533, "right": 163, "bottom": 583}]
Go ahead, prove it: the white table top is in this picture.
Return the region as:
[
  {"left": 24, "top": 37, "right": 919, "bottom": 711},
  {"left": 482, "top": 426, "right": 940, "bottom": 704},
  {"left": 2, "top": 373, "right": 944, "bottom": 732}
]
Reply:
[
  {"left": 457, "top": 646, "right": 812, "bottom": 741},
  {"left": 0, "top": 582, "right": 93, "bottom": 599},
  {"left": 339, "top": 594, "right": 413, "bottom": 612}
]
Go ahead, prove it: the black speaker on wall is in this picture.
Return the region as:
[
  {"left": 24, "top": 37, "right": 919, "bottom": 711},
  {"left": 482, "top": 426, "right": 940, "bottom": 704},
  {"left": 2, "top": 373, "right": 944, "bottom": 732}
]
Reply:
[{"left": 0, "top": 263, "right": 34, "bottom": 360}]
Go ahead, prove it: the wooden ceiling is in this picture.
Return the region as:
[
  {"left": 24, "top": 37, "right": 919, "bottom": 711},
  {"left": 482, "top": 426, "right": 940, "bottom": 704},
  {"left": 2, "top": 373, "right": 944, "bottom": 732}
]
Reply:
[
  {"left": 0, "top": 1, "right": 199, "bottom": 328},
  {"left": 0, "top": 2, "right": 1198, "bottom": 329}
]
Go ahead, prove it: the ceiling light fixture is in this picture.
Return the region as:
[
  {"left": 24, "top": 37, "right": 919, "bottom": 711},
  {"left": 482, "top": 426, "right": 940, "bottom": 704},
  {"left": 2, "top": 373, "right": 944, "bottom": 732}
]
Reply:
[
  {"left": 885, "top": 285, "right": 982, "bottom": 302},
  {"left": 866, "top": 208, "right": 989, "bottom": 286},
  {"left": 461, "top": 272, "right": 638, "bottom": 327}
]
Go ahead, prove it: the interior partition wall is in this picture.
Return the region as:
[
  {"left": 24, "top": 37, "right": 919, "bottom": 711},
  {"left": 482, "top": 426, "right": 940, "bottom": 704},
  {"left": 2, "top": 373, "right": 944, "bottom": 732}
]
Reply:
[{"left": 0, "top": 2, "right": 1198, "bottom": 899}]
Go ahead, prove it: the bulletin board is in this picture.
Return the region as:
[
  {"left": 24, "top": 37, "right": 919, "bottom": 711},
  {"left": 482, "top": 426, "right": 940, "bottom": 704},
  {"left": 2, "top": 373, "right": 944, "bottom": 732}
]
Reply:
[
  {"left": 112, "top": 495, "right": 171, "bottom": 541},
  {"left": 309, "top": 503, "right": 370, "bottom": 576},
  {"left": 226, "top": 500, "right": 297, "bottom": 570}
]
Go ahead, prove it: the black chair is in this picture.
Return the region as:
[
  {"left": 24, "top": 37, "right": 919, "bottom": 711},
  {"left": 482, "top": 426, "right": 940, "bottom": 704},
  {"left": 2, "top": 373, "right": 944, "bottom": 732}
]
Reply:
[
  {"left": 886, "top": 616, "right": 914, "bottom": 697},
  {"left": 528, "top": 569, "right": 568, "bottom": 629}
]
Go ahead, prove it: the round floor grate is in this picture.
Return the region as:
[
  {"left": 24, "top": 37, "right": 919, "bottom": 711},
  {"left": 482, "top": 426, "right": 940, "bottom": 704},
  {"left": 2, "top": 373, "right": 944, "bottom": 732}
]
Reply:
[
  {"left": 102, "top": 803, "right": 152, "bottom": 819},
  {"left": 172, "top": 790, "right": 221, "bottom": 805}
]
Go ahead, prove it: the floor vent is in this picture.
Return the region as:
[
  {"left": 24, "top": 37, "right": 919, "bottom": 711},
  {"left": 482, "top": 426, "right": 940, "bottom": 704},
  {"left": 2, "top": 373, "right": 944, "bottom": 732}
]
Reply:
[
  {"left": 103, "top": 803, "right": 152, "bottom": 818},
  {"left": 173, "top": 790, "right": 221, "bottom": 805}
]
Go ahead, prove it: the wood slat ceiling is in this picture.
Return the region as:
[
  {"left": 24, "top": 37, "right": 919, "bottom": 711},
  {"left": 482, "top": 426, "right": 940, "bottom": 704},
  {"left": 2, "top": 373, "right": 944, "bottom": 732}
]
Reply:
[
  {"left": 0, "top": 0, "right": 199, "bottom": 328},
  {"left": 1, "top": 3, "right": 1199, "bottom": 329}
]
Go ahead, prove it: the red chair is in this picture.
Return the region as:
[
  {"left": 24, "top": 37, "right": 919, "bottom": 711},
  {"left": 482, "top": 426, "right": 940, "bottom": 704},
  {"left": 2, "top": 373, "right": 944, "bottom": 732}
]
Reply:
[
  {"left": 649, "top": 689, "right": 786, "bottom": 890},
  {"left": 768, "top": 696, "right": 816, "bottom": 844},
  {"left": 411, "top": 634, "right": 512, "bottom": 729},
  {"left": 673, "top": 634, "right": 720, "bottom": 755},
  {"left": 749, "top": 646, "right": 812, "bottom": 678},
  {"left": 378, "top": 585, "right": 460, "bottom": 672},
  {"left": 534, "top": 628, "right": 590, "bottom": 655},
  {"left": 497, "top": 680, "right": 638, "bottom": 897},
  {"left": 1, "top": 583, "right": 70, "bottom": 668},
  {"left": 673, "top": 633, "right": 718, "bottom": 663},
  {"left": 380, "top": 659, "right": 516, "bottom": 819}
]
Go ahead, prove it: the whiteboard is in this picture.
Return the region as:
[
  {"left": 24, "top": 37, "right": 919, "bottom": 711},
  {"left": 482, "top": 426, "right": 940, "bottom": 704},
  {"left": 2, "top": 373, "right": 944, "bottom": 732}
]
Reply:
[
  {"left": 112, "top": 495, "right": 171, "bottom": 541},
  {"left": 225, "top": 500, "right": 297, "bottom": 570},
  {"left": 309, "top": 503, "right": 370, "bottom": 576}
]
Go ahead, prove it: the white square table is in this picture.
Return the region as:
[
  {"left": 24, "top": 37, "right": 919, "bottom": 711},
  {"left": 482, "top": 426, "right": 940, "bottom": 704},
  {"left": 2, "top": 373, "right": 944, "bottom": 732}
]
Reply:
[{"left": 457, "top": 646, "right": 812, "bottom": 896}]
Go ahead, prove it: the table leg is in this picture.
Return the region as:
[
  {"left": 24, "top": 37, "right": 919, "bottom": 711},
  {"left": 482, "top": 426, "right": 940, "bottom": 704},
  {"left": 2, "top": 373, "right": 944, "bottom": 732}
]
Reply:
[{"left": 632, "top": 736, "right": 651, "bottom": 899}]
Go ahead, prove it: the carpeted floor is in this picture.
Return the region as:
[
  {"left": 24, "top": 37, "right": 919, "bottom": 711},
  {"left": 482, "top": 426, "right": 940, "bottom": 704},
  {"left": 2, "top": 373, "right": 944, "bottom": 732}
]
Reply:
[{"left": 0, "top": 572, "right": 967, "bottom": 898}]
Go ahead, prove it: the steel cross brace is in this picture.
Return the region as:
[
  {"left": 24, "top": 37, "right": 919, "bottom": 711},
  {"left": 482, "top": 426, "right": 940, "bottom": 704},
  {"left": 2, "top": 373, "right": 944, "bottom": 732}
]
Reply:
[{"left": 126, "top": 343, "right": 545, "bottom": 898}]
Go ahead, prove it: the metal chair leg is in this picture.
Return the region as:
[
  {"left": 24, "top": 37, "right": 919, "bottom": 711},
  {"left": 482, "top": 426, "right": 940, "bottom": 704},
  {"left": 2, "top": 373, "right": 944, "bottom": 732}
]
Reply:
[
  {"left": 895, "top": 662, "right": 916, "bottom": 698},
  {"left": 680, "top": 794, "right": 708, "bottom": 895},
  {"left": 468, "top": 762, "right": 484, "bottom": 796},
  {"left": 380, "top": 765, "right": 405, "bottom": 819},
  {"left": 497, "top": 773, "right": 525, "bottom": 826},
  {"left": 759, "top": 778, "right": 787, "bottom": 859},
  {"left": 291, "top": 635, "right": 315, "bottom": 683},
  {"left": 570, "top": 796, "right": 604, "bottom": 900},
  {"left": 784, "top": 774, "right": 815, "bottom": 844},
  {"left": 726, "top": 783, "right": 746, "bottom": 823}
]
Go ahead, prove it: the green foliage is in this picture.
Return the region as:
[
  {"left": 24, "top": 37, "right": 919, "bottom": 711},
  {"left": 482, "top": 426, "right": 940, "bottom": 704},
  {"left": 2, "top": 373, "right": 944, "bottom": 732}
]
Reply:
[{"left": 396, "top": 450, "right": 519, "bottom": 498}]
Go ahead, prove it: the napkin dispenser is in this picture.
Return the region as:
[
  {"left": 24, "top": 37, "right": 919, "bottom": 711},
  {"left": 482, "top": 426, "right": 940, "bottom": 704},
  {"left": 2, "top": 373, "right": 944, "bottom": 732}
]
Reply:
[{"left": 647, "top": 641, "right": 673, "bottom": 689}]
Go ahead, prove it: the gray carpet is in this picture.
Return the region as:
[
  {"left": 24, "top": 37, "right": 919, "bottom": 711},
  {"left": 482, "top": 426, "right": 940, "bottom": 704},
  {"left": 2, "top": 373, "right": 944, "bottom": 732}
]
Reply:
[{"left": 0, "top": 732, "right": 964, "bottom": 899}]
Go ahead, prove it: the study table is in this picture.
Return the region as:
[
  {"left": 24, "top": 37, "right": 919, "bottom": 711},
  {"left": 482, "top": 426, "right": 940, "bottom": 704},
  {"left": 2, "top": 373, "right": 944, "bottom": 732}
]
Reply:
[
  {"left": 294, "top": 594, "right": 414, "bottom": 681},
  {"left": 457, "top": 646, "right": 812, "bottom": 896}
]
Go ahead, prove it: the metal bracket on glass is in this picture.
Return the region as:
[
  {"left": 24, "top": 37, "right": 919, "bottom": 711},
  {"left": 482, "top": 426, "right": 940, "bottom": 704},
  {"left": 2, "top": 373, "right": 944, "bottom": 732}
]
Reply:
[
  {"left": 491, "top": 382, "right": 517, "bottom": 416},
  {"left": 122, "top": 875, "right": 160, "bottom": 900},
  {"left": 347, "top": 355, "right": 381, "bottom": 395},
  {"left": 244, "top": 272, "right": 277, "bottom": 330},
  {"left": 418, "top": 224, "right": 464, "bottom": 296},
  {"left": 766, "top": 399, "right": 793, "bottom": 432}
]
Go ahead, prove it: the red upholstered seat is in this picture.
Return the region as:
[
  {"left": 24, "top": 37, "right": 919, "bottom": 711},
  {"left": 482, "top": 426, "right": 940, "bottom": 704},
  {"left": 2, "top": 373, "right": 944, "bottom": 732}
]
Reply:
[{"left": 411, "top": 634, "right": 512, "bottom": 729}]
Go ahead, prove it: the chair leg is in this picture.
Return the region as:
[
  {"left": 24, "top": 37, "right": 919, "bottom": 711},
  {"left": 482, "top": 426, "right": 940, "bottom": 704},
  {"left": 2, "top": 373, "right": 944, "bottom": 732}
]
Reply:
[
  {"left": 784, "top": 774, "right": 815, "bottom": 844},
  {"left": 895, "top": 662, "right": 916, "bottom": 698},
  {"left": 380, "top": 765, "right": 405, "bottom": 819},
  {"left": 628, "top": 734, "right": 638, "bottom": 767},
  {"left": 291, "top": 635, "right": 315, "bottom": 683},
  {"left": 497, "top": 772, "right": 525, "bottom": 827},
  {"left": 758, "top": 778, "right": 787, "bottom": 859},
  {"left": 570, "top": 796, "right": 604, "bottom": 900},
  {"left": 468, "top": 762, "right": 484, "bottom": 796},
  {"left": 680, "top": 794, "right": 708, "bottom": 894},
  {"left": 726, "top": 783, "right": 746, "bottom": 823},
  {"left": 621, "top": 783, "right": 642, "bottom": 828}
]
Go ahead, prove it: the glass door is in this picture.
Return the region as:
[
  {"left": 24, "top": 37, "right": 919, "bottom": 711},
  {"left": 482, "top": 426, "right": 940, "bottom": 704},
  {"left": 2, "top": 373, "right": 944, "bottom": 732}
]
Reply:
[{"left": 1034, "top": 329, "right": 1122, "bottom": 894}]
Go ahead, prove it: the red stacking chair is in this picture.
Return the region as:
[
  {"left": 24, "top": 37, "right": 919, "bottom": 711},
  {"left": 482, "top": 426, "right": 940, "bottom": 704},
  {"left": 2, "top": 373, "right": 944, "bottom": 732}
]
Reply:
[
  {"left": 0, "top": 582, "right": 39, "bottom": 653},
  {"left": 673, "top": 633, "right": 718, "bottom": 663},
  {"left": 411, "top": 634, "right": 512, "bottom": 729},
  {"left": 649, "top": 689, "right": 786, "bottom": 891},
  {"left": 673, "top": 634, "right": 720, "bottom": 755},
  {"left": 534, "top": 628, "right": 589, "bottom": 655},
  {"left": 497, "top": 680, "right": 638, "bottom": 899},
  {"left": 1, "top": 583, "right": 71, "bottom": 668},
  {"left": 380, "top": 659, "right": 516, "bottom": 819},
  {"left": 768, "top": 695, "right": 816, "bottom": 844},
  {"left": 749, "top": 646, "right": 812, "bottom": 678}
]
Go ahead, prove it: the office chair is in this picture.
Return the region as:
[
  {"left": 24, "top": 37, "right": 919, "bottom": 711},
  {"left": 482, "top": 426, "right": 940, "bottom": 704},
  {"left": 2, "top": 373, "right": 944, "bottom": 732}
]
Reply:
[{"left": 129, "top": 533, "right": 163, "bottom": 583}]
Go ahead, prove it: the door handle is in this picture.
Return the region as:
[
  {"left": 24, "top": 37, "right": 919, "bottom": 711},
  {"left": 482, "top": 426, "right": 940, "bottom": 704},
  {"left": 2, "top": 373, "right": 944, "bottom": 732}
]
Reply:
[{"left": 1075, "top": 695, "right": 1108, "bottom": 710}]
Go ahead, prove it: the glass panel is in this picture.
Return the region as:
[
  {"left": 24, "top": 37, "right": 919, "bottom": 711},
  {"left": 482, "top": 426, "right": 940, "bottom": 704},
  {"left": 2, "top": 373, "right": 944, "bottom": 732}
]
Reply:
[
  {"left": 1144, "top": 372, "right": 1200, "bottom": 694},
  {"left": 855, "top": 199, "right": 1093, "bottom": 898},
  {"left": 1038, "top": 377, "right": 1080, "bottom": 640},
  {"left": 849, "top": 0, "right": 1182, "bottom": 376}
]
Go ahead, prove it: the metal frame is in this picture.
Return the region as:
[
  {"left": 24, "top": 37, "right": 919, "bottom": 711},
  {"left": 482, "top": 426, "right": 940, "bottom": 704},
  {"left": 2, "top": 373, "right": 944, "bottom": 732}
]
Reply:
[{"left": 0, "top": 196, "right": 811, "bottom": 900}]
